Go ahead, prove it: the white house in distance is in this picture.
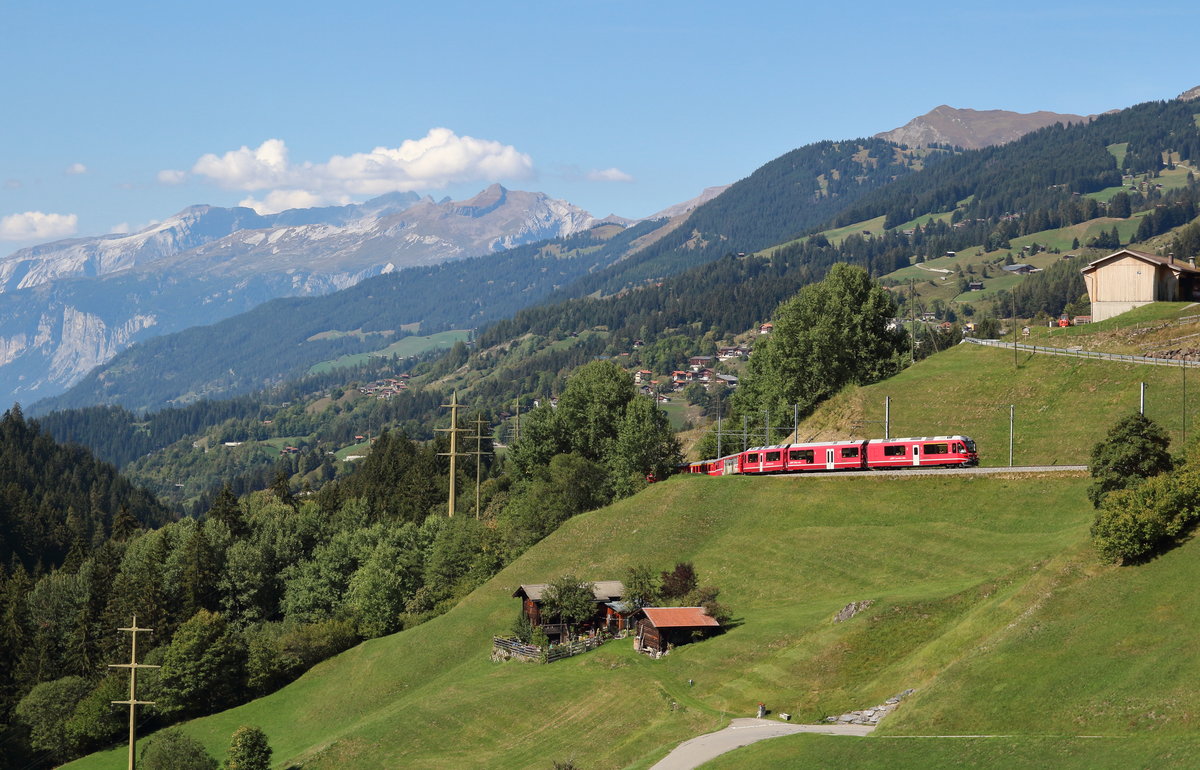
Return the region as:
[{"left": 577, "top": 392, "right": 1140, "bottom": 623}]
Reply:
[{"left": 1081, "top": 248, "right": 1200, "bottom": 322}]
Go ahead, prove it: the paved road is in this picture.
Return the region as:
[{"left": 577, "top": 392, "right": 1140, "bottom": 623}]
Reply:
[
  {"left": 761, "top": 465, "right": 1087, "bottom": 479},
  {"left": 650, "top": 718, "right": 873, "bottom": 769}
]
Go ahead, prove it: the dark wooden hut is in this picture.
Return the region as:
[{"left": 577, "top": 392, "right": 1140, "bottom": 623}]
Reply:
[
  {"left": 512, "top": 581, "right": 626, "bottom": 640},
  {"left": 634, "top": 607, "right": 721, "bottom": 654}
]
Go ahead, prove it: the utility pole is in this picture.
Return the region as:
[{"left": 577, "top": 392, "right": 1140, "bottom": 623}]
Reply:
[
  {"left": 793, "top": 403, "right": 799, "bottom": 443},
  {"left": 437, "top": 392, "right": 465, "bottom": 517},
  {"left": 885, "top": 396, "right": 891, "bottom": 440},
  {"left": 1009, "top": 405, "right": 1015, "bottom": 467},
  {"left": 110, "top": 615, "right": 159, "bottom": 770},
  {"left": 764, "top": 410, "right": 770, "bottom": 446},
  {"left": 742, "top": 415, "right": 748, "bottom": 452},
  {"left": 469, "top": 415, "right": 492, "bottom": 519},
  {"left": 1140, "top": 382, "right": 1146, "bottom": 416},
  {"left": 909, "top": 278, "right": 916, "bottom": 363},
  {"left": 1184, "top": 364, "right": 1189, "bottom": 446},
  {"left": 514, "top": 400, "right": 521, "bottom": 444},
  {"left": 716, "top": 401, "right": 722, "bottom": 458}
]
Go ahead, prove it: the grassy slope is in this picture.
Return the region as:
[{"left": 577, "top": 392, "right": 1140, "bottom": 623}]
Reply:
[
  {"left": 71, "top": 342, "right": 1200, "bottom": 769},
  {"left": 68, "top": 468, "right": 1093, "bottom": 769},
  {"left": 795, "top": 338, "right": 1198, "bottom": 465},
  {"left": 307, "top": 329, "right": 471, "bottom": 375}
]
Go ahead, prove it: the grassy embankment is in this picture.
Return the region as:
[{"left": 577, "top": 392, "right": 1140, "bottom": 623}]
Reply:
[{"left": 70, "top": 339, "right": 1200, "bottom": 768}]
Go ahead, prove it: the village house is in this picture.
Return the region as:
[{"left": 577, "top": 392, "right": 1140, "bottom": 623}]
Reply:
[
  {"left": 1081, "top": 248, "right": 1200, "bottom": 321},
  {"left": 513, "top": 581, "right": 630, "bottom": 641},
  {"left": 633, "top": 607, "right": 721, "bottom": 655},
  {"left": 688, "top": 355, "right": 715, "bottom": 372},
  {"left": 716, "top": 346, "right": 749, "bottom": 360},
  {"left": 758, "top": 323, "right": 774, "bottom": 335},
  {"left": 634, "top": 369, "right": 654, "bottom": 385}
]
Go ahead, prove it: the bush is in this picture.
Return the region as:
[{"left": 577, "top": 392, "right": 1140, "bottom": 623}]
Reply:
[
  {"left": 1091, "top": 469, "right": 1200, "bottom": 563},
  {"left": 1088, "top": 413, "right": 1172, "bottom": 507},
  {"left": 222, "top": 725, "right": 272, "bottom": 770},
  {"left": 141, "top": 728, "right": 218, "bottom": 770}
]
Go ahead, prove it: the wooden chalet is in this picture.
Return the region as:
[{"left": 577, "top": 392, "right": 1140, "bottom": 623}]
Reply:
[
  {"left": 513, "top": 581, "right": 628, "bottom": 641},
  {"left": 634, "top": 607, "right": 721, "bottom": 655}
]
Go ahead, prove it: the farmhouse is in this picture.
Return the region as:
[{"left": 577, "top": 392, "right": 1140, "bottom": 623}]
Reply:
[
  {"left": 1081, "top": 248, "right": 1200, "bottom": 322},
  {"left": 513, "top": 581, "right": 629, "bottom": 641},
  {"left": 633, "top": 607, "right": 721, "bottom": 655}
]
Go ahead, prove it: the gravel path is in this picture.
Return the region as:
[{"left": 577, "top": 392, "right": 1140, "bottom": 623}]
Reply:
[{"left": 650, "top": 718, "right": 873, "bottom": 769}]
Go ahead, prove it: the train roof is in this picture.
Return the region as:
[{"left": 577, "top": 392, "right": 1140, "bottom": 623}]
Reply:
[
  {"left": 866, "top": 435, "right": 974, "bottom": 443},
  {"left": 744, "top": 439, "right": 868, "bottom": 452}
]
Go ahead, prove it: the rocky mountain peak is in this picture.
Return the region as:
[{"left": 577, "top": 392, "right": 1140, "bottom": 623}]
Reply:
[
  {"left": 875, "top": 105, "right": 1090, "bottom": 150},
  {"left": 452, "top": 184, "right": 508, "bottom": 217}
]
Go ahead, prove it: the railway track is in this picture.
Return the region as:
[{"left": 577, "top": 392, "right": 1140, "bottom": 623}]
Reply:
[{"left": 757, "top": 465, "right": 1087, "bottom": 479}]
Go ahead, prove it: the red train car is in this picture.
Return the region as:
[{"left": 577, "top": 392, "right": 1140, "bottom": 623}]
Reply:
[
  {"left": 864, "top": 435, "right": 977, "bottom": 469},
  {"left": 684, "top": 435, "right": 978, "bottom": 477}
]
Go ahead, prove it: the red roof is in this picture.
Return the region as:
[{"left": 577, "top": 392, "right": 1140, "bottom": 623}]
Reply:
[{"left": 640, "top": 607, "right": 720, "bottom": 628}]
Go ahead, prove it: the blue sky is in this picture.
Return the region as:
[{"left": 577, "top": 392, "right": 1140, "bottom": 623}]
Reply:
[{"left": 2, "top": 0, "right": 1198, "bottom": 253}]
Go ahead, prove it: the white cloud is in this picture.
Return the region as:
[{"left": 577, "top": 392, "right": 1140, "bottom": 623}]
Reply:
[
  {"left": 238, "top": 189, "right": 350, "bottom": 215},
  {"left": 66, "top": 162, "right": 88, "bottom": 175},
  {"left": 0, "top": 211, "right": 79, "bottom": 241},
  {"left": 157, "top": 169, "right": 187, "bottom": 185},
  {"left": 587, "top": 167, "right": 635, "bottom": 183},
  {"left": 110, "top": 222, "right": 131, "bottom": 234},
  {"left": 185, "top": 129, "right": 534, "bottom": 206}
]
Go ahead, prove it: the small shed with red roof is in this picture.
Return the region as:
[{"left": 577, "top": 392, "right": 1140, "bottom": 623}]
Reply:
[{"left": 634, "top": 607, "right": 721, "bottom": 654}]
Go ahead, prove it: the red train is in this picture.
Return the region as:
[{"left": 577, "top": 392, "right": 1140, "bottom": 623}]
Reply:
[{"left": 684, "top": 435, "right": 978, "bottom": 476}]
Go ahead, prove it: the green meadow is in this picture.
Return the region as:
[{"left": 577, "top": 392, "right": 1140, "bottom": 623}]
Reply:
[{"left": 70, "top": 336, "right": 1200, "bottom": 769}]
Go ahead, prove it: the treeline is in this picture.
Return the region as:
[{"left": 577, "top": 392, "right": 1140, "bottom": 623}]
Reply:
[{"left": 0, "top": 406, "right": 170, "bottom": 571}]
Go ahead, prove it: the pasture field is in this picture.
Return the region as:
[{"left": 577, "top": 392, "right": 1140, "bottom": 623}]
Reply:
[{"left": 307, "top": 329, "right": 470, "bottom": 375}]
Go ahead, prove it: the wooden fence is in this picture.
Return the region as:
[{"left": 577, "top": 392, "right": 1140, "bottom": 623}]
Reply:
[{"left": 492, "top": 634, "right": 610, "bottom": 664}]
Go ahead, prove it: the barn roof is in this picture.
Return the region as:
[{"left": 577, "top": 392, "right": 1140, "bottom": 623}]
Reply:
[
  {"left": 1081, "top": 248, "right": 1200, "bottom": 275},
  {"left": 513, "top": 581, "right": 625, "bottom": 602},
  {"left": 640, "top": 607, "right": 721, "bottom": 629}
]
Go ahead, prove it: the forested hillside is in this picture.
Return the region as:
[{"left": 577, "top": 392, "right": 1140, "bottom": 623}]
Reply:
[
  {"left": 0, "top": 406, "right": 170, "bottom": 570},
  {"left": 550, "top": 137, "right": 925, "bottom": 297}
]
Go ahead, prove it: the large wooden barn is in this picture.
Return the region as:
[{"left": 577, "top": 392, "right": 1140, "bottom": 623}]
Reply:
[{"left": 1081, "top": 248, "right": 1200, "bottom": 321}]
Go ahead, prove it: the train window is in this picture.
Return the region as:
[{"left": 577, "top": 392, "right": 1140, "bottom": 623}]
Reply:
[
  {"left": 925, "top": 443, "right": 949, "bottom": 455},
  {"left": 883, "top": 445, "right": 906, "bottom": 457},
  {"left": 789, "top": 449, "right": 814, "bottom": 462},
  {"left": 747, "top": 453, "right": 759, "bottom": 462},
  {"left": 840, "top": 447, "right": 859, "bottom": 458},
  {"left": 765, "top": 451, "right": 781, "bottom": 462}
]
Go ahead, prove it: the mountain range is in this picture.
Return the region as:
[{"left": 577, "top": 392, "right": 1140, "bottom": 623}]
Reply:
[
  {"left": 11, "top": 89, "right": 1198, "bottom": 409},
  {"left": 0, "top": 186, "right": 609, "bottom": 401}
]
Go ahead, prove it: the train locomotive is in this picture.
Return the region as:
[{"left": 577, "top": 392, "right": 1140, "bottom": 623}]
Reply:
[{"left": 685, "top": 435, "right": 978, "bottom": 476}]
